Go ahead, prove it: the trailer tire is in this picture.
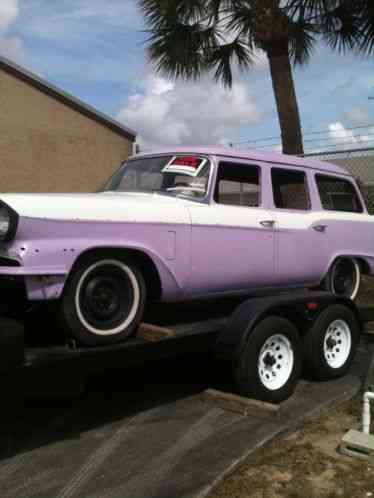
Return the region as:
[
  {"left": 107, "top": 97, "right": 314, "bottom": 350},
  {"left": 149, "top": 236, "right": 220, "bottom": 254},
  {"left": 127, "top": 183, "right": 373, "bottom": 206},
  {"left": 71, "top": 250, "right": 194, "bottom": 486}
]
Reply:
[
  {"left": 303, "top": 304, "right": 359, "bottom": 381},
  {"left": 0, "top": 318, "right": 24, "bottom": 371},
  {"left": 235, "top": 316, "right": 303, "bottom": 403}
]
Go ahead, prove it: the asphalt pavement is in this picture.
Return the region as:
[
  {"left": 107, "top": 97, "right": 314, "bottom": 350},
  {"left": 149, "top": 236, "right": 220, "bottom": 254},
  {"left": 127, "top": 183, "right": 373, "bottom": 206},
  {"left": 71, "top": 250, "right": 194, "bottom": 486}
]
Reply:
[{"left": 0, "top": 336, "right": 371, "bottom": 498}]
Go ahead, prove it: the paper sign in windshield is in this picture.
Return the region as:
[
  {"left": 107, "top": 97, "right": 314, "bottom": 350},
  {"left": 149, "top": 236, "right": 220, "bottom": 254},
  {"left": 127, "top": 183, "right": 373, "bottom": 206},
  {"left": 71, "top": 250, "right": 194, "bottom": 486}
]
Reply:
[{"left": 162, "top": 156, "right": 207, "bottom": 177}]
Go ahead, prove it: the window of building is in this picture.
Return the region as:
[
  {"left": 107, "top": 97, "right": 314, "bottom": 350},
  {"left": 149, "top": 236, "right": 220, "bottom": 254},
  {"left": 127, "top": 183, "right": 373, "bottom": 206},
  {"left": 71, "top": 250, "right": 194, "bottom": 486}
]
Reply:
[
  {"left": 214, "top": 162, "right": 260, "bottom": 207},
  {"left": 316, "top": 174, "right": 363, "bottom": 213},
  {"left": 271, "top": 168, "right": 310, "bottom": 210}
]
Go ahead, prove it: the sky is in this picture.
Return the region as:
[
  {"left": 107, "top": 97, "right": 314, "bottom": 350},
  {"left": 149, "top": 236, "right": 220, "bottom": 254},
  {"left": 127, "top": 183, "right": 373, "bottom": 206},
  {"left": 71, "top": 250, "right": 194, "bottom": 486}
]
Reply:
[{"left": 0, "top": 0, "right": 374, "bottom": 153}]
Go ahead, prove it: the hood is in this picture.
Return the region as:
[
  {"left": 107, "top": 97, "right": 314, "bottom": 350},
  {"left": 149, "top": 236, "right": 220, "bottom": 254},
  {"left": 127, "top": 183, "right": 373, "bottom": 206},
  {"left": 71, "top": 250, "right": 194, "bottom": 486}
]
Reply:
[{"left": 0, "top": 192, "right": 191, "bottom": 225}]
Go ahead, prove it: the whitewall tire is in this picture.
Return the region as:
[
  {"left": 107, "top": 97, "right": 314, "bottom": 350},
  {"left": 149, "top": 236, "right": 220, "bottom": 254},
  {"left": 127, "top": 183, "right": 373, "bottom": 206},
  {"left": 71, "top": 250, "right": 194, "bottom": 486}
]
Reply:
[
  {"left": 61, "top": 256, "right": 146, "bottom": 346},
  {"left": 326, "top": 258, "right": 361, "bottom": 300}
]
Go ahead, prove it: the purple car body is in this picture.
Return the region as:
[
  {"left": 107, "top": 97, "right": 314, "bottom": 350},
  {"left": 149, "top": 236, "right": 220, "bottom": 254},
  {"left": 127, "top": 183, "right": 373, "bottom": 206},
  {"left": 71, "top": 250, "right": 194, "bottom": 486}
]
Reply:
[{"left": 0, "top": 146, "right": 372, "bottom": 309}]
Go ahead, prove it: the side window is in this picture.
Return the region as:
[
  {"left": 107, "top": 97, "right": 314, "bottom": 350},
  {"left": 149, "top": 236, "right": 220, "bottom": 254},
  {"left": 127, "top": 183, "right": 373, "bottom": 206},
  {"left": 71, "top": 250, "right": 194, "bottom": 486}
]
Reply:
[
  {"left": 214, "top": 162, "right": 260, "bottom": 207},
  {"left": 316, "top": 174, "right": 363, "bottom": 213},
  {"left": 271, "top": 168, "right": 310, "bottom": 210}
]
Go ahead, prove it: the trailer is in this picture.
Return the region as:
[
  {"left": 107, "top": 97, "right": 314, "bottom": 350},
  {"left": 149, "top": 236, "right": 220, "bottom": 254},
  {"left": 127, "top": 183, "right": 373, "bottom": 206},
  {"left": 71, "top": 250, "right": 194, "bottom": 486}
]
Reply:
[{"left": 0, "top": 290, "right": 373, "bottom": 404}]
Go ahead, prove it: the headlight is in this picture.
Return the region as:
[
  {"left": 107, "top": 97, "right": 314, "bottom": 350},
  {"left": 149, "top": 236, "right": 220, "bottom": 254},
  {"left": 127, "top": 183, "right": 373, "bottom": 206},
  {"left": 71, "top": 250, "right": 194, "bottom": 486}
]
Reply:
[{"left": 0, "top": 202, "right": 18, "bottom": 242}]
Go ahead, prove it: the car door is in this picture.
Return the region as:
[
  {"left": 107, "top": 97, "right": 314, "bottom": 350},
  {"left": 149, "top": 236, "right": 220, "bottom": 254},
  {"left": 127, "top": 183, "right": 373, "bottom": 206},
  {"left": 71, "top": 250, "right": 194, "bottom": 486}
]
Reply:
[
  {"left": 187, "top": 159, "right": 275, "bottom": 296},
  {"left": 314, "top": 172, "right": 369, "bottom": 267},
  {"left": 270, "top": 166, "right": 328, "bottom": 286}
]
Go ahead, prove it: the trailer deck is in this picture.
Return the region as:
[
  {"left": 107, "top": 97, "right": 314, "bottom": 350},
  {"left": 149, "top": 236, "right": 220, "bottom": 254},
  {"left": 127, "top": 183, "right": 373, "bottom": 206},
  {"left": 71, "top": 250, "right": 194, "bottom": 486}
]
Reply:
[{"left": 14, "top": 299, "right": 374, "bottom": 374}]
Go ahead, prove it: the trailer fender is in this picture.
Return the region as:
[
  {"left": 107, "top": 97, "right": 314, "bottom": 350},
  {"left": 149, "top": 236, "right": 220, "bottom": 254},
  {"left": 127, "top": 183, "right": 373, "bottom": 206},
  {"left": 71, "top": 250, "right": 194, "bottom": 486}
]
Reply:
[{"left": 214, "top": 291, "right": 361, "bottom": 364}]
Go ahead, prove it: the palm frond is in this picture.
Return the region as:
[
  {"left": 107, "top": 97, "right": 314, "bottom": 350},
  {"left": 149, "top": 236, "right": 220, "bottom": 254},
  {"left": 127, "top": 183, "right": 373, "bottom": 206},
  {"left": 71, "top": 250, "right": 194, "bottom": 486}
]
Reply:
[
  {"left": 320, "top": 1, "right": 363, "bottom": 52},
  {"left": 357, "top": 0, "right": 374, "bottom": 55},
  {"left": 285, "top": 0, "right": 338, "bottom": 20},
  {"left": 207, "top": 0, "right": 243, "bottom": 20},
  {"left": 146, "top": 21, "right": 218, "bottom": 80},
  {"left": 288, "top": 18, "right": 317, "bottom": 65},
  {"left": 139, "top": 0, "right": 208, "bottom": 29},
  {"left": 209, "top": 38, "right": 253, "bottom": 87},
  {"left": 225, "top": 3, "right": 256, "bottom": 39}
]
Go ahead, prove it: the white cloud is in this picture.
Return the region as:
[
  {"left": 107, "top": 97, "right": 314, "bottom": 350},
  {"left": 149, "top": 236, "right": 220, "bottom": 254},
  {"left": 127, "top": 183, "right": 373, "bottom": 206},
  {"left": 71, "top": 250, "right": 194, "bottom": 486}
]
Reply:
[
  {"left": 328, "top": 122, "right": 374, "bottom": 150},
  {"left": 0, "top": 0, "right": 18, "bottom": 32},
  {"left": 117, "top": 73, "right": 263, "bottom": 148},
  {"left": 0, "top": 0, "right": 24, "bottom": 64},
  {"left": 343, "top": 107, "right": 370, "bottom": 126},
  {"left": 0, "top": 35, "right": 24, "bottom": 62}
]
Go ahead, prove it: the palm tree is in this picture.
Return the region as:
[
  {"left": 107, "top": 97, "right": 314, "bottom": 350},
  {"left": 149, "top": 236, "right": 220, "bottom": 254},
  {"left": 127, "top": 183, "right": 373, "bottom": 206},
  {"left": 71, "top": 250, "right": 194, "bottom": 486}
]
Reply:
[
  {"left": 138, "top": 0, "right": 323, "bottom": 155},
  {"left": 139, "top": 0, "right": 374, "bottom": 153}
]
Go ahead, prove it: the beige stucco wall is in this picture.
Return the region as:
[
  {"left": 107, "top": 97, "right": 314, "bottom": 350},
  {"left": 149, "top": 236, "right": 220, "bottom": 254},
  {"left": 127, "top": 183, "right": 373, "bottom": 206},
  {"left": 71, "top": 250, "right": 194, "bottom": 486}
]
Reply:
[{"left": 0, "top": 69, "right": 134, "bottom": 193}]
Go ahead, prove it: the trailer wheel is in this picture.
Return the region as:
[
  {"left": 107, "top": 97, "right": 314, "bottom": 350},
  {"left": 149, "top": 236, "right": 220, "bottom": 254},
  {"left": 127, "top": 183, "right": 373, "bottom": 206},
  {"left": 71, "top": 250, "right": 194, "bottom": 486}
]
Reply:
[
  {"left": 61, "top": 256, "right": 146, "bottom": 346},
  {"left": 235, "top": 316, "right": 303, "bottom": 403},
  {"left": 303, "top": 304, "right": 359, "bottom": 381}
]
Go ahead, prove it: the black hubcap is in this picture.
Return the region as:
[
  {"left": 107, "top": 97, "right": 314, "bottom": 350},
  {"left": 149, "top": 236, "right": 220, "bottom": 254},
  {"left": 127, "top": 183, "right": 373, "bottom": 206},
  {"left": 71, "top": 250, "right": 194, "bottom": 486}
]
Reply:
[
  {"left": 333, "top": 260, "right": 356, "bottom": 297},
  {"left": 79, "top": 264, "right": 135, "bottom": 332},
  {"left": 86, "top": 277, "right": 120, "bottom": 319}
]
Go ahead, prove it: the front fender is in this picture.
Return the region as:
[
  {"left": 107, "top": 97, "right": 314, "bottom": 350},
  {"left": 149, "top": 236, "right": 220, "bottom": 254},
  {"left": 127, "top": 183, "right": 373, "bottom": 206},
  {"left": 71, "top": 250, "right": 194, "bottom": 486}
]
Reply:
[{"left": 4, "top": 217, "right": 191, "bottom": 301}]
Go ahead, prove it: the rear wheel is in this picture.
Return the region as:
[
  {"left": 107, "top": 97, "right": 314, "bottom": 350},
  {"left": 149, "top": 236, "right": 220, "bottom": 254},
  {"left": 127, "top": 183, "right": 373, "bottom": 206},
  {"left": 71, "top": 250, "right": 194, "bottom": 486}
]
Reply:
[
  {"left": 325, "top": 258, "right": 361, "bottom": 300},
  {"left": 235, "top": 316, "right": 303, "bottom": 403},
  {"left": 303, "top": 304, "right": 360, "bottom": 380},
  {"left": 61, "top": 257, "right": 146, "bottom": 346}
]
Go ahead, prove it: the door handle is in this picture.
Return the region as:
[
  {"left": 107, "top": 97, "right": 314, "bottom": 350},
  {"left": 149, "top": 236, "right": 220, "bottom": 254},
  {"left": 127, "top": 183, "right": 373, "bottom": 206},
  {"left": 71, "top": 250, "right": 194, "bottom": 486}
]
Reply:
[
  {"left": 260, "top": 220, "right": 275, "bottom": 228},
  {"left": 313, "top": 224, "right": 327, "bottom": 232}
]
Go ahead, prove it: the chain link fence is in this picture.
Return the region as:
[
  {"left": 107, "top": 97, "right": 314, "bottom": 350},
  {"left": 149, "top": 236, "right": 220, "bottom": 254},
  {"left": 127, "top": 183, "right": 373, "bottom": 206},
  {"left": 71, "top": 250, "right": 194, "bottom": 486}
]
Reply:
[{"left": 303, "top": 147, "right": 374, "bottom": 214}]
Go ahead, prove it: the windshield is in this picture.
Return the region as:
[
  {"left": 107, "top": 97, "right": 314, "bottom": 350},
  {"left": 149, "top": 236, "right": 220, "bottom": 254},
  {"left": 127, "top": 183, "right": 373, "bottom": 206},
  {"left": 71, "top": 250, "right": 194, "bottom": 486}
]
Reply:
[{"left": 103, "top": 155, "right": 211, "bottom": 199}]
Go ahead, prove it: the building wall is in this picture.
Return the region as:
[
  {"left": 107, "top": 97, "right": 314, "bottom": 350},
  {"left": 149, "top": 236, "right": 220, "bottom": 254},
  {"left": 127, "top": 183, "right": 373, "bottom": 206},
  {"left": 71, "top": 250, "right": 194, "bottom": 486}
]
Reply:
[{"left": 0, "top": 69, "right": 134, "bottom": 193}]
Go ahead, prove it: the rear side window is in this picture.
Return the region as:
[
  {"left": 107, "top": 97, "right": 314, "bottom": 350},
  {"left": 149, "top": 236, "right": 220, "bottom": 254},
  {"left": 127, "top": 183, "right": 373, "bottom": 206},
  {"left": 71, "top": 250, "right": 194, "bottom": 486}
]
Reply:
[
  {"left": 316, "top": 174, "right": 363, "bottom": 213},
  {"left": 215, "top": 162, "right": 260, "bottom": 207},
  {"left": 271, "top": 168, "right": 310, "bottom": 210}
]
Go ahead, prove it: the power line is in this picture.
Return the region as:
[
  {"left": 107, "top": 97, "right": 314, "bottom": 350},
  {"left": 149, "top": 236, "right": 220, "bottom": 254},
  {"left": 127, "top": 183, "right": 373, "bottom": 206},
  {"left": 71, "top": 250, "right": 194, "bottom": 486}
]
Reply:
[
  {"left": 304, "top": 140, "right": 374, "bottom": 152},
  {"left": 231, "top": 123, "right": 374, "bottom": 146},
  {"left": 251, "top": 132, "right": 374, "bottom": 150}
]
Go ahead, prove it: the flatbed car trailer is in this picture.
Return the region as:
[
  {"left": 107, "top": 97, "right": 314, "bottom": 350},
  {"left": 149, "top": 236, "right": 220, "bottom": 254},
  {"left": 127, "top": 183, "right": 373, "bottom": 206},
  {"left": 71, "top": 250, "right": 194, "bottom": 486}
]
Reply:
[{"left": 1, "top": 290, "right": 374, "bottom": 404}]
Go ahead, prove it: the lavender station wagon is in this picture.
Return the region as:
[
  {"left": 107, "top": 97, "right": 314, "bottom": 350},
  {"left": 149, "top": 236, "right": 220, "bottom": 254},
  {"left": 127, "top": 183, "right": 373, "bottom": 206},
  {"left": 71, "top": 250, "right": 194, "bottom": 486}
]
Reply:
[{"left": 0, "top": 147, "right": 371, "bottom": 346}]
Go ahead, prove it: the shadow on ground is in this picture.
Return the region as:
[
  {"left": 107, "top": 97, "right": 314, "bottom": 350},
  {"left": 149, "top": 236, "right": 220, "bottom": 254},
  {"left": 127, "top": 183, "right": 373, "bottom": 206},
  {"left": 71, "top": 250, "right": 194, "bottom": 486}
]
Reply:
[{"left": 0, "top": 349, "right": 233, "bottom": 460}]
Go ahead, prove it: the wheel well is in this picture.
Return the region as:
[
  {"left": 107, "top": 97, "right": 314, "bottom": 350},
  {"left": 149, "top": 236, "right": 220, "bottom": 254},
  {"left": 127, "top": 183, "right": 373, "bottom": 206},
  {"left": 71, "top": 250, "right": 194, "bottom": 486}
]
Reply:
[
  {"left": 72, "top": 248, "right": 162, "bottom": 301},
  {"left": 356, "top": 257, "right": 370, "bottom": 275},
  {"left": 327, "top": 256, "right": 368, "bottom": 277}
]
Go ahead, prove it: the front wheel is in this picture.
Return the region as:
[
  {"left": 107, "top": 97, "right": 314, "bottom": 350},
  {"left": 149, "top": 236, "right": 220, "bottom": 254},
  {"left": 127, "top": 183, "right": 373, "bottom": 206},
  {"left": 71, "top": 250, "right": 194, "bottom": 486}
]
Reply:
[
  {"left": 235, "top": 316, "right": 303, "bottom": 403},
  {"left": 61, "top": 257, "right": 146, "bottom": 346}
]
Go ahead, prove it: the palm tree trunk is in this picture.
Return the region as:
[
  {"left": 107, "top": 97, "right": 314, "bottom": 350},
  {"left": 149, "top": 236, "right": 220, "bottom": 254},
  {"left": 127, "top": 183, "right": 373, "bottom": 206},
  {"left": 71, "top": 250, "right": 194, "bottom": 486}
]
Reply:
[{"left": 268, "top": 48, "right": 304, "bottom": 155}]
